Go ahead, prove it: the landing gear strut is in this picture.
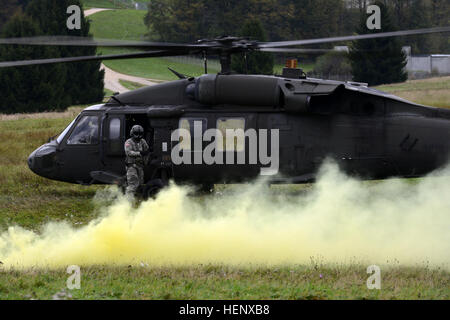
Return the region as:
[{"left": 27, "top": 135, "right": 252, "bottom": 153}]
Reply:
[{"left": 142, "top": 179, "right": 168, "bottom": 200}]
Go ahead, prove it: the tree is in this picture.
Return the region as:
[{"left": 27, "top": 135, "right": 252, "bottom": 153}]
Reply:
[
  {"left": 231, "top": 19, "right": 274, "bottom": 75},
  {"left": 144, "top": 0, "right": 173, "bottom": 41},
  {"left": 0, "top": 13, "right": 68, "bottom": 113},
  {"left": 349, "top": 1, "right": 407, "bottom": 86},
  {"left": 312, "top": 51, "right": 351, "bottom": 76}
]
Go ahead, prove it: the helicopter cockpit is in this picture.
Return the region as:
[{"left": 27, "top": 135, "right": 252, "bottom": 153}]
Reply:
[
  {"left": 28, "top": 106, "right": 105, "bottom": 184},
  {"left": 66, "top": 115, "right": 99, "bottom": 145},
  {"left": 28, "top": 103, "right": 160, "bottom": 186}
]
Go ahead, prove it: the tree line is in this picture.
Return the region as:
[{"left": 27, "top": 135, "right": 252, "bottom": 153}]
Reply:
[
  {"left": 145, "top": 0, "right": 447, "bottom": 85},
  {"left": 145, "top": 0, "right": 448, "bottom": 53}
]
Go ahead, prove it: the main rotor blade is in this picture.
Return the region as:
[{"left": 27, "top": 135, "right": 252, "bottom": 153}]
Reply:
[
  {"left": 0, "top": 50, "right": 184, "bottom": 68},
  {"left": 259, "top": 48, "right": 332, "bottom": 53},
  {"left": 259, "top": 26, "right": 450, "bottom": 48},
  {"left": 0, "top": 36, "right": 210, "bottom": 50}
]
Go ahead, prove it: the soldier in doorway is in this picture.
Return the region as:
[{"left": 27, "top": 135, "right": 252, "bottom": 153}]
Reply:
[{"left": 124, "top": 125, "right": 150, "bottom": 197}]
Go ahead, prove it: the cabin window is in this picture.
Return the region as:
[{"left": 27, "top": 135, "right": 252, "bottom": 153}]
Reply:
[
  {"left": 67, "top": 115, "right": 99, "bottom": 145},
  {"left": 217, "top": 118, "right": 246, "bottom": 152},
  {"left": 109, "top": 118, "right": 121, "bottom": 140},
  {"left": 178, "top": 118, "right": 207, "bottom": 150},
  {"left": 108, "top": 117, "right": 123, "bottom": 155}
]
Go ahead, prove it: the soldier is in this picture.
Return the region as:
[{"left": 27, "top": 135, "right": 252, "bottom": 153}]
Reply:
[{"left": 124, "top": 125, "right": 150, "bottom": 197}]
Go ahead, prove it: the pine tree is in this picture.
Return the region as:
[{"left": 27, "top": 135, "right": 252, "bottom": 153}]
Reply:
[
  {"left": 0, "top": 13, "right": 68, "bottom": 113},
  {"left": 231, "top": 19, "right": 274, "bottom": 75},
  {"left": 349, "top": 1, "right": 407, "bottom": 86}
]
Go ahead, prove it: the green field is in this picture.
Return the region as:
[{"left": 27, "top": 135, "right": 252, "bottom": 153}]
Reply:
[
  {"left": 119, "top": 79, "right": 145, "bottom": 91},
  {"left": 89, "top": 9, "right": 148, "bottom": 41},
  {"left": 375, "top": 76, "right": 450, "bottom": 109},
  {"left": 99, "top": 48, "right": 220, "bottom": 81},
  {"left": 0, "top": 107, "right": 449, "bottom": 300}
]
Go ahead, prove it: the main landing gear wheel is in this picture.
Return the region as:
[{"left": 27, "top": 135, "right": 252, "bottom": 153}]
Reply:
[{"left": 142, "top": 179, "right": 168, "bottom": 200}]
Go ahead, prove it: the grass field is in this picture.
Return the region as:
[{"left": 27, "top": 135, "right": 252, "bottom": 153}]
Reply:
[
  {"left": 375, "top": 76, "right": 450, "bottom": 109},
  {"left": 119, "top": 79, "right": 145, "bottom": 91},
  {"left": 89, "top": 9, "right": 148, "bottom": 41},
  {"left": 0, "top": 103, "right": 449, "bottom": 299},
  {"left": 1, "top": 264, "right": 448, "bottom": 299}
]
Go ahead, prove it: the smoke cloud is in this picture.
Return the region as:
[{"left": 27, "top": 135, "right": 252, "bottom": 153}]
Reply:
[{"left": 0, "top": 162, "right": 449, "bottom": 270}]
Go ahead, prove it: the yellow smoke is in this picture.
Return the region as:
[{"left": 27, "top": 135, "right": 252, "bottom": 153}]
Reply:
[{"left": 0, "top": 162, "right": 449, "bottom": 270}]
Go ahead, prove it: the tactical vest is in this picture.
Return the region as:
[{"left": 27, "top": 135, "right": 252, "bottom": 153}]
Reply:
[{"left": 125, "top": 138, "right": 147, "bottom": 166}]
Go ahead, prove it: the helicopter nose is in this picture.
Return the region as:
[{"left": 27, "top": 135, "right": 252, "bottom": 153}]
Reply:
[{"left": 28, "top": 144, "right": 57, "bottom": 178}]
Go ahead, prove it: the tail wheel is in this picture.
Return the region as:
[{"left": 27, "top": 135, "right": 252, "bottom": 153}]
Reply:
[{"left": 142, "top": 179, "right": 168, "bottom": 200}]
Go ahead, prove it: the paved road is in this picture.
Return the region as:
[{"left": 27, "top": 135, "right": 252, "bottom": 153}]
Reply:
[{"left": 84, "top": 8, "right": 158, "bottom": 93}]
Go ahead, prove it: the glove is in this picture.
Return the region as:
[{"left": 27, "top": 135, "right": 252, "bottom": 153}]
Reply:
[{"left": 140, "top": 149, "right": 150, "bottom": 156}]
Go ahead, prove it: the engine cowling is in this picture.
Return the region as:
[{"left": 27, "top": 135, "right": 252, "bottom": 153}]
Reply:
[
  {"left": 188, "top": 74, "right": 340, "bottom": 114},
  {"left": 194, "top": 74, "right": 280, "bottom": 107}
]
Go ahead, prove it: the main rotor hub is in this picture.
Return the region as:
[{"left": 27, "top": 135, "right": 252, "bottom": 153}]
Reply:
[{"left": 196, "top": 36, "right": 258, "bottom": 73}]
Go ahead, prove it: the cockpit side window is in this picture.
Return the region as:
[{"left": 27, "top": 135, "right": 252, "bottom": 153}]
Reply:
[
  {"left": 56, "top": 119, "right": 76, "bottom": 144},
  {"left": 66, "top": 115, "right": 99, "bottom": 145}
]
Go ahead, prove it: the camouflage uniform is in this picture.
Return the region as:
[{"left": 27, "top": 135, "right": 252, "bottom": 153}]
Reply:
[{"left": 124, "top": 138, "right": 149, "bottom": 196}]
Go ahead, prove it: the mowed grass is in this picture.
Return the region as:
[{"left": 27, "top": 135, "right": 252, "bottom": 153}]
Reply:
[
  {"left": 89, "top": 9, "right": 148, "bottom": 41},
  {"left": 0, "top": 107, "right": 449, "bottom": 299},
  {"left": 119, "top": 79, "right": 145, "bottom": 91},
  {"left": 82, "top": 0, "right": 135, "bottom": 9},
  {"left": 98, "top": 48, "right": 220, "bottom": 80},
  {"left": 375, "top": 76, "right": 450, "bottom": 109}
]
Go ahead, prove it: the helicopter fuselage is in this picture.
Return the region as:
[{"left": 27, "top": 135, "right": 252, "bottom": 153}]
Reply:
[{"left": 28, "top": 74, "right": 450, "bottom": 189}]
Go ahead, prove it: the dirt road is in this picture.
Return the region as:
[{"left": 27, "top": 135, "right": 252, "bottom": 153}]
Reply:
[{"left": 84, "top": 8, "right": 158, "bottom": 93}]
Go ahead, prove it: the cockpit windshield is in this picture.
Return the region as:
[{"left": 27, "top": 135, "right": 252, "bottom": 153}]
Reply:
[
  {"left": 56, "top": 119, "right": 76, "bottom": 144},
  {"left": 66, "top": 115, "right": 99, "bottom": 145}
]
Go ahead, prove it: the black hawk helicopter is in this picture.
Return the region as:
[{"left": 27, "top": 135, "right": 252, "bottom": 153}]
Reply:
[{"left": 1, "top": 27, "right": 449, "bottom": 197}]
